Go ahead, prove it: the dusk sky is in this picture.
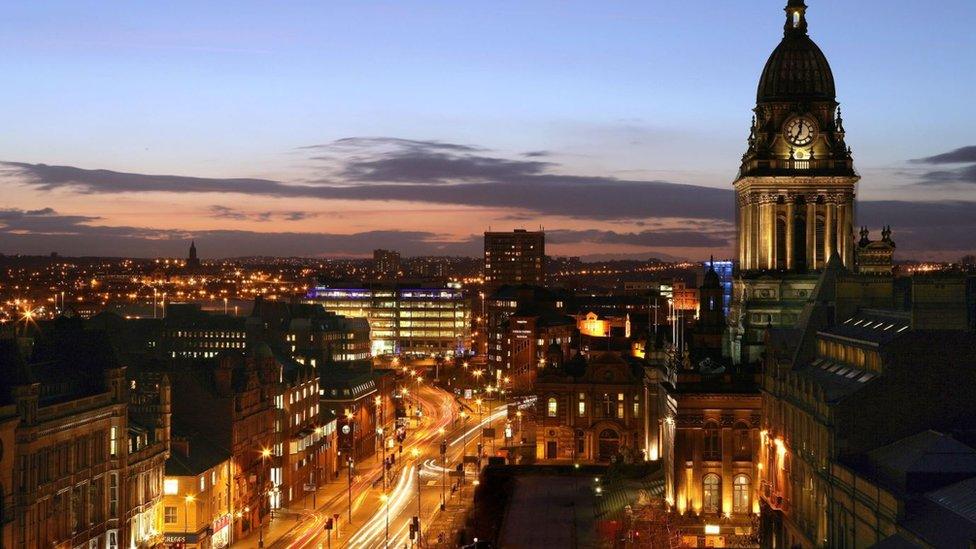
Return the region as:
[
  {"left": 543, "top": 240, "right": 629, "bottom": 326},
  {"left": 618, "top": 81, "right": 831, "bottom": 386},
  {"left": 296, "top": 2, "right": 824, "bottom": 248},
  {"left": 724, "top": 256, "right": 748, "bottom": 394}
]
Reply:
[{"left": 2, "top": 1, "right": 975, "bottom": 260}]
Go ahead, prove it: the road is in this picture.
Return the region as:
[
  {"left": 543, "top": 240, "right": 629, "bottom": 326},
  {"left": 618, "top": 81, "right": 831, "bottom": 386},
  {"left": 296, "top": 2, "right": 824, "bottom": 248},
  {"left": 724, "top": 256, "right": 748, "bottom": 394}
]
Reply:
[{"left": 269, "top": 383, "right": 507, "bottom": 549}]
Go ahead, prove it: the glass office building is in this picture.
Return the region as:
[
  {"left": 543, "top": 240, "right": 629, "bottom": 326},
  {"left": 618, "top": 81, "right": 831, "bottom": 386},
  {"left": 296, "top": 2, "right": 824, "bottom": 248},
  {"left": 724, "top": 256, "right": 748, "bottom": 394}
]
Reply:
[{"left": 306, "top": 282, "right": 471, "bottom": 356}]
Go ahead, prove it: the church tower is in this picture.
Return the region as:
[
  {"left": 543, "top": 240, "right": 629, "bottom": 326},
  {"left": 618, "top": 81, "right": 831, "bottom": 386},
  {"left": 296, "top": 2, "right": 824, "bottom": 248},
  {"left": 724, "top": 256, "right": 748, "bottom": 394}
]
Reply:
[
  {"left": 736, "top": 0, "right": 857, "bottom": 272},
  {"left": 730, "top": 1, "right": 858, "bottom": 365}
]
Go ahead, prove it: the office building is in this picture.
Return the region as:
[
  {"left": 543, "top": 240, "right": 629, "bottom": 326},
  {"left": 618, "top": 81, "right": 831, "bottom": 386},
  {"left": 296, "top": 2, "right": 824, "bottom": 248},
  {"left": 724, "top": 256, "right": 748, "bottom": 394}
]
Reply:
[
  {"left": 484, "top": 230, "right": 545, "bottom": 291},
  {"left": 305, "top": 282, "right": 470, "bottom": 356}
]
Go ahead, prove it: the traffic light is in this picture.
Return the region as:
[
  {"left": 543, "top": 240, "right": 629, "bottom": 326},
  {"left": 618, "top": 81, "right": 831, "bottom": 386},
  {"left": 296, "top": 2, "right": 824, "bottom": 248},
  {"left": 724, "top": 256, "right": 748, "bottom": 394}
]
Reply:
[
  {"left": 440, "top": 440, "right": 447, "bottom": 456},
  {"left": 325, "top": 518, "right": 333, "bottom": 530},
  {"left": 409, "top": 516, "right": 420, "bottom": 539}
]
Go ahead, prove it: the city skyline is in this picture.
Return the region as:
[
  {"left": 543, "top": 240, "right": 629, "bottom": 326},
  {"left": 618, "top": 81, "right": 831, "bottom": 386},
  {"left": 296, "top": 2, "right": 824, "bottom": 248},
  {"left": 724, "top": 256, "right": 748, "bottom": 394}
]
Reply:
[{"left": 2, "top": 0, "right": 975, "bottom": 260}]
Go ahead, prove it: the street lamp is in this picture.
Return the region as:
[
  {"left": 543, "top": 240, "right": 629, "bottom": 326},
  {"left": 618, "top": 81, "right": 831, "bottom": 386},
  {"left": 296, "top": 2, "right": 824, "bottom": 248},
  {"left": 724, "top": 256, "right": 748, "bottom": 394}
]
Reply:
[
  {"left": 438, "top": 427, "right": 447, "bottom": 510},
  {"left": 411, "top": 447, "right": 422, "bottom": 541},
  {"left": 183, "top": 494, "right": 194, "bottom": 539},
  {"left": 380, "top": 492, "right": 390, "bottom": 544},
  {"left": 459, "top": 411, "right": 469, "bottom": 485}
]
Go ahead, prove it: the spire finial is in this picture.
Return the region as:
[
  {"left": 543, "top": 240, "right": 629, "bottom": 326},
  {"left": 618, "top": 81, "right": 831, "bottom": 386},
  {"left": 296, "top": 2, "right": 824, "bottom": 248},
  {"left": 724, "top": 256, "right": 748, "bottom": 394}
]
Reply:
[{"left": 785, "top": 0, "right": 808, "bottom": 36}]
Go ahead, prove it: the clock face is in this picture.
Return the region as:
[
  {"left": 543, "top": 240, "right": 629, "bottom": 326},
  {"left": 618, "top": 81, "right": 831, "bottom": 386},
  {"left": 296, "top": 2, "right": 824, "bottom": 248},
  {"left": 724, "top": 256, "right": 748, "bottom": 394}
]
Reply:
[
  {"left": 341, "top": 425, "right": 351, "bottom": 435},
  {"left": 785, "top": 116, "right": 816, "bottom": 147}
]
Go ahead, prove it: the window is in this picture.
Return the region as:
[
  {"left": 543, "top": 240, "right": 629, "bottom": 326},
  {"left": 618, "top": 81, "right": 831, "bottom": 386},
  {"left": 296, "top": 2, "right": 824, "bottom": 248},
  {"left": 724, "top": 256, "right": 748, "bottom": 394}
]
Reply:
[
  {"left": 163, "top": 478, "right": 179, "bottom": 495},
  {"left": 109, "top": 426, "right": 118, "bottom": 457},
  {"left": 109, "top": 473, "right": 119, "bottom": 518},
  {"left": 577, "top": 397, "right": 586, "bottom": 417},
  {"left": 703, "top": 474, "right": 721, "bottom": 514},
  {"left": 602, "top": 394, "right": 612, "bottom": 417},
  {"left": 632, "top": 394, "right": 640, "bottom": 418},
  {"left": 164, "top": 506, "right": 177, "bottom": 524},
  {"left": 199, "top": 475, "right": 206, "bottom": 491},
  {"left": 547, "top": 398, "right": 558, "bottom": 418},
  {"left": 704, "top": 422, "right": 721, "bottom": 461},
  {"left": 733, "top": 423, "right": 752, "bottom": 461},
  {"left": 733, "top": 475, "right": 751, "bottom": 514}
]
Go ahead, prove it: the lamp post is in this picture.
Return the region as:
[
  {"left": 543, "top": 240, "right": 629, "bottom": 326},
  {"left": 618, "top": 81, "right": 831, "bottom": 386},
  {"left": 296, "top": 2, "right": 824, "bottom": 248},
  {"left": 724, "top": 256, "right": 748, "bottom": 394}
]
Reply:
[
  {"left": 476, "top": 398, "right": 484, "bottom": 453},
  {"left": 411, "top": 447, "right": 422, "bottom": 545},
  {"left": 183, "top": 494, "right": 194, "bottom": 539},
  {"left": 380, "top": 492, "right": 390, "bottom": 545},
  {"left": 345, "top": 410, "right": 355, "bottom": 524},
  {"left": 438, "top": 427, "right": 447, "bottom": 511},
  {"left": 459, "top": 411, "right": 469, "bottom": 486},
  {"left": 259, "top": 448, "right": 271, "bottom": 548}
]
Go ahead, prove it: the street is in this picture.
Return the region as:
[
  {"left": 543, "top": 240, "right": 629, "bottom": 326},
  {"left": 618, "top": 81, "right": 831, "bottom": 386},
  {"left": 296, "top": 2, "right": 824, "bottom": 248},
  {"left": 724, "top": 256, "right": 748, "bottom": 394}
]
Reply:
[{"left": 244, "top": 382, "right": 506, "bottom": 549}]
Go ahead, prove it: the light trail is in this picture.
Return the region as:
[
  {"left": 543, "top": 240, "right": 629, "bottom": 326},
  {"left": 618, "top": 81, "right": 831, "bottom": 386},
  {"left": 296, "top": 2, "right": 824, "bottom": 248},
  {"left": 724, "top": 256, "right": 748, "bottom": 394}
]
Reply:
[
  {"left": 450, "top": 405, "right": 507, "bottom": 447},
  {"left": 346, "top": 463, "right": 417, "bottom": 548}
]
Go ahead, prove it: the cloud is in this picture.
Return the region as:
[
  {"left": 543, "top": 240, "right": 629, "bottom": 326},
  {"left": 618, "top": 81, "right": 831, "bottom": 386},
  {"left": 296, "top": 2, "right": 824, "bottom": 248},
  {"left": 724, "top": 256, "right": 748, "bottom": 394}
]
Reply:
[
  {"left": 910, "top": 146, "right": 976, "bottom": 164},
  {"left": 0, "top": 207, "right": 480, "bottom": 258},
  {"left": 547, "top": 228, "right": 732, "bottom": 248},
  {"left": 208, "top": 205, "right": 316, "bottom": 222},
  {"left": 1, "top": 157, "right": 731, "bottom": 221},
  {"left": 907, "top": 145, "right": 976, "bottom": 185}
]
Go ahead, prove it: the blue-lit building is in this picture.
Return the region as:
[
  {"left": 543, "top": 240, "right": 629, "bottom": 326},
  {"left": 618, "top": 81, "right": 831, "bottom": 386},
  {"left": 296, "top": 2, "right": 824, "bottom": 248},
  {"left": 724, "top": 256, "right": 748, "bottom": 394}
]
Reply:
[
  {"left": 702, "top": 259, "right": 734, "bottom": 316},
  {"left": 305, "top": 281, "right": 471, "bottom": 356}
]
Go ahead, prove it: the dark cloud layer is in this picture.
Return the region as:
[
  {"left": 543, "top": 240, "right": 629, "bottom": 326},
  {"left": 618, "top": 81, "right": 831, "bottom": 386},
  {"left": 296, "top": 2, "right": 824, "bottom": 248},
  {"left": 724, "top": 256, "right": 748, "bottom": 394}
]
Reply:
[
  {"left": 0, "top": 207, "right": 731, "bottom": 258},
  {"left": 3, "top": 140, "right": 976, "bottom": 257},
  {"left": 208, "top": 205, "right": 315, "bottom": 222},
  {"left": 909, "top": 145, "right": 976, "bottom": 185}
]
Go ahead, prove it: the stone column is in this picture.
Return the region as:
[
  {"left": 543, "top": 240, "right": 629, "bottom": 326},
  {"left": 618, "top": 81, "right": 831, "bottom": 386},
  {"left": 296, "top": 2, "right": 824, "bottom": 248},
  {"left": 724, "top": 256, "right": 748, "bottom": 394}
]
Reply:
[
  {"left": 785, "top": 200, "right": 795, "bottom": 270},
  {"left": 825, "top": 201, "right": 835, "bottom": 260}
]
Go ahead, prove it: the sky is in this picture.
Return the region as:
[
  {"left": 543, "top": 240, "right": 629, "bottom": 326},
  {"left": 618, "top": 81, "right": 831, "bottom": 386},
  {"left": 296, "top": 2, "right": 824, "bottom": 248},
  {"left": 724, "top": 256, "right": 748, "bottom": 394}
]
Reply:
[{"left": 1, "top": 0, "right": 975, "bottom": 261}]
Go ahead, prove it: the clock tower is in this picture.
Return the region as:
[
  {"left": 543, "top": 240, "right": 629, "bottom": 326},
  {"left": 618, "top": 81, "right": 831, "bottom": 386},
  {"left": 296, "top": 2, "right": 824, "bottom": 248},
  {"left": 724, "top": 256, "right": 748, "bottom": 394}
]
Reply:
[
  {"left": 736, "top": 0, "right": 857, "bottom": 272},
  {"left": 730, "top": 1, "right": 858, "bottom": 365}
]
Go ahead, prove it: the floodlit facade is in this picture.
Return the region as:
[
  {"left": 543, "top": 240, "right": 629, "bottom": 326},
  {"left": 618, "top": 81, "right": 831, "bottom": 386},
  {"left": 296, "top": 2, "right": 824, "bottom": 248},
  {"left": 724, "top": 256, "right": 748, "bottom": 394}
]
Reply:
[{"left": 306, "top": 282, "right": 470, "bottom": 356}]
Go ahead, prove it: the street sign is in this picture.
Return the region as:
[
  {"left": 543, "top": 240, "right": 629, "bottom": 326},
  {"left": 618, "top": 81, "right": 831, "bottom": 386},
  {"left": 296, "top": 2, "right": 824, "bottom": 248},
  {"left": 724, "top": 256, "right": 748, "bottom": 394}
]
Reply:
[
  {"left": 482, "top": 427, "right": 495, "bottom": 438},
  {"left": 304, "top": 483, "right": 316, "bottom": 492}
]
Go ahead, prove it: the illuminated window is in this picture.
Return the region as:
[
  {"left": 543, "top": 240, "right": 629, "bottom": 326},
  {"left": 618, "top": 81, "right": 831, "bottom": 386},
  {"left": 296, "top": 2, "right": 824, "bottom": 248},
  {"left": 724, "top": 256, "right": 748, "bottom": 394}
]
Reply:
[
  {"left": 578, "top": 393, "right": 586, "bottom": 416},
  {"left": 164, "top": 506, "right": 177, "bottom": 524},
  {"left": 163, "top": 478, "right": 179, "bottom": 495},
  {"left": 793, "top": 11, "right": 801, "bottom": 28},
  {"left": 734, "top": 422, "right": 752, "bottom": 461},
  {"left": 199, "top": 475, "right": 205, "bottom": 491},
  {"left": 109, "top": 426, "right": 118, "bottom": 457},
  {"left": 547, "top": 397, "right": 558, "bottom": 418},
  {"left": 704, "top": 422, "right": 721, "bottom": 461},
  {"left": 703, "top": 474, "right": 721, "bottom": 514},
  {"left": 733, "top": 475, "right": 751, "bottom": 514}
]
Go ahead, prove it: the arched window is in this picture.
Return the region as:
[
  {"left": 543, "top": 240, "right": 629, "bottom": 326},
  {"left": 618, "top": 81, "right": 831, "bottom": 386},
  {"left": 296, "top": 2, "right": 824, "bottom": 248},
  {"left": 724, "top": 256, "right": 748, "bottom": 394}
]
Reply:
[
  {"left": 547, "top": 397, "right": 558, "bottom": 418},
  {"left": 703, "top": 474, "right": 721, "bottom": 514},
  {"left": 703, "top": 422, "right": 721, "bottom": 461},
  {"left": 733, "top": 422, "right": 752, "bottom": 461},
  {"left": 598, "top": 429, "right": 620, "bottom": 462},
  {"left": 733, "top": 475, "right": 751, "bottom": 514}
]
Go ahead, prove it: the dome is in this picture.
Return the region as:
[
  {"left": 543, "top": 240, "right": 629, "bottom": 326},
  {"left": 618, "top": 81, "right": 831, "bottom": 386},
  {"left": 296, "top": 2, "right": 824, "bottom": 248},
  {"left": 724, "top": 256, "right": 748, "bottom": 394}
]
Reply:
[{"left": 757, "top": 3, "right": 836, "bottom": 103}]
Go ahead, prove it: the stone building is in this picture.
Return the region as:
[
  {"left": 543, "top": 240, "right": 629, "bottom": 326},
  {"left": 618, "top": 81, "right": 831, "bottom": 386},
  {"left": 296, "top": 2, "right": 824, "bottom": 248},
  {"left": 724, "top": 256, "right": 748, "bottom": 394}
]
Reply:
[
  {"left": 0, "top": 322, "right": 170, "bottom": 549},
  {"left": 534, "top": 350, "right": 657, "bottom": 464},
  {"left": 729, "top": 0, "right": 862, "bottom": 366}
]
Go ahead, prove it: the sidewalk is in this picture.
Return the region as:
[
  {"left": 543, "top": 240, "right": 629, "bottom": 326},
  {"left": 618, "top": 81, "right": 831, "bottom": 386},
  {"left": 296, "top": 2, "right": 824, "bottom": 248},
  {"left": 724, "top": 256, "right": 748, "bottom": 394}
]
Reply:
[{"left": 424, "top": 481, "right": 477, "bottom": 548}]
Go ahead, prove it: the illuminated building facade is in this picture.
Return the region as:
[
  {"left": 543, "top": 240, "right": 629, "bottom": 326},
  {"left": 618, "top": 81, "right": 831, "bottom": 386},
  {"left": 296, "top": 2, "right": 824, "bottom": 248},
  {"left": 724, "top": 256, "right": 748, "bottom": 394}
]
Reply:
[
  {"left": 534, "top": 350, "right": 662, "bottom": 464},
  {"left": 483, "top": 229, "right": 545, "bottom": 291},
  {"left": 273, "top": 352, "right": 332, "bottom": 509},
  {"left": 155, "top": 351, "right": 277, "bottom": 543},
  {"left": 760, "top": 302, "right": 976, "bottom": 548},
  {"left": 0, "top": 326, "right": 171, "bottom": 549},
  {"left": 248, "top": 299, "right": 371, "bottom": 369},
  {"left": 729, "top": 0, "right": 859, "bottom": 366},
  {"left": 372, "top": 249, "right": 401, "bottom": 278},
  {"left": 701, "top": 259, "right": 734, "bottom": 316},
  {"left": 485, "top": 285, "right": 569, "bottom": 379},
  {"left": 320, "top": 369, "right": 396, "bottom": 464},
  {"left": 162, "top": 434, "right": 233, "bottom": 549},
  {"left": 670, "top": 370, "right": 761, "bottom": 543},
  {"left": 306, "top": 282, "right": 470, "bottom": 356},
  {"left": 502, "top": 304, "right": 576, "bottom": 392}
]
